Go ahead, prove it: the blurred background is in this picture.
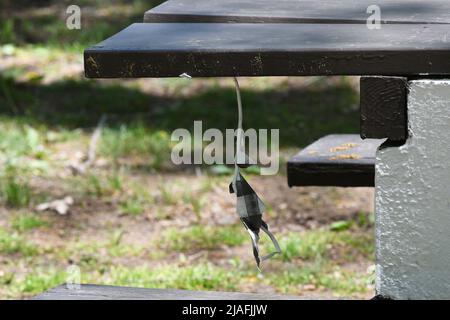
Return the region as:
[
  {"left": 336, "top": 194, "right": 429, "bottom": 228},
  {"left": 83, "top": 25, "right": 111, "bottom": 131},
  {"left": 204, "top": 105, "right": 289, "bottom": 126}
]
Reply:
[{"left": 0, "top": 0, "right": 375, "bottom": 299}]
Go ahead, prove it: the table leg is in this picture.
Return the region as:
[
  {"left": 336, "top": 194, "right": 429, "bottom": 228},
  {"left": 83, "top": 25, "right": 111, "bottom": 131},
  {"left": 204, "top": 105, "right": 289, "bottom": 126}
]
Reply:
[{"left": 375, "top": 79, "right": 450, "bottom": 299}]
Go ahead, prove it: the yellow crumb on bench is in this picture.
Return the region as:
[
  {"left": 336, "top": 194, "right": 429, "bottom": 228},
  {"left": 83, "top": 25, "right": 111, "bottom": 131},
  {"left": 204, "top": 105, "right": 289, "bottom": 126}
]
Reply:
[
  {"left": 329, "top": 153, "right": 361, "bottom": 160},
  {"left": 329, "top": 143, "right": 358, "bottom": 153}
]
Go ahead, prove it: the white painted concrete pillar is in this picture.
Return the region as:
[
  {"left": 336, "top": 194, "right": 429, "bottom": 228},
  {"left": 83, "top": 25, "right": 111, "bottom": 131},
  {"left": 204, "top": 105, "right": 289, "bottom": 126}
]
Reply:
[{"left": 376, "top": 80, "right": 450, "bottom": 299}]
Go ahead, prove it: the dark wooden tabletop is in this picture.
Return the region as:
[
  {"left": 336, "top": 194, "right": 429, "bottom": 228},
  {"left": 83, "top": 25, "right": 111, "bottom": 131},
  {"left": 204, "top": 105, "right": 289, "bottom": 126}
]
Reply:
[
  {"left": 85, "top": 0, "right": 450, "bottom": 78},
  {"left": 144, "top": 0, "right": 450, "bottom": 24},
  {"left": 85, "top": 22, "right": 450, "bottom": 78}
]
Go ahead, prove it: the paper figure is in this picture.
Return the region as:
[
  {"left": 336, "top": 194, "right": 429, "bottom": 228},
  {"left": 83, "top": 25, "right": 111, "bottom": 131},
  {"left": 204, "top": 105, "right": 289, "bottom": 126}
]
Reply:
[{"left": 230, "top": 77, "right": 281, "bottom": 268}]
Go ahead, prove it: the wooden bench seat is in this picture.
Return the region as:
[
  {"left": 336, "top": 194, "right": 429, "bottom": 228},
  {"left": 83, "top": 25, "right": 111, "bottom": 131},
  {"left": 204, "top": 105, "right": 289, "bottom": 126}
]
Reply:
[
  {"left": 288, "top": 134, "right": 384, "bottom": 187},
  {"left": 33, "top": 284, "right": 309, "bottom": 300}
]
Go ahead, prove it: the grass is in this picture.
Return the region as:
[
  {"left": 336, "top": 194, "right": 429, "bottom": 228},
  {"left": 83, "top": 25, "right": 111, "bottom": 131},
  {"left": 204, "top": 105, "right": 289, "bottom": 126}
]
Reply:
[
  {"left": 0, "top": 221, "right": 375, "bottom": 298},
  {"left": 263, "top": 226, "right": 374, "bottom": 296},
  {"left": 0, "top": 120, "right": 48, "bottom": 160},
  {"left": 107, "top": 170, "right": 124, "bottom": 193},
  {"left": 269, "top": 226, "right": 374, "bottom": 263},
  {"left": 158, "top": 183, "right": 178, "bottom": 205},
  {"left": 56, "top": 239, "right": 136, "bottom": 264},
  {"left": 71, "top": 172, "right": 120, "bottom": 198},
  {"left": 85, "top": 174, "right": 106, "bottom": 198},
  {"left": 101, "top": 125, "right": 172, "bottom": 170},
  {"left": 1, "top": 259, "right": 372, "bottom": 298},
  {"left": 155, "top": 82, "right": 358, "bottom": 148},
  {"left": 0, "top": 63, "right": 358, "bottom": 153},
  {"left": 160, "top": 225, "right": 247, "bottom": 251},
  {"left": 0, "top": 1, "right": 165, "bottom": 50},
  {"left": 108, "top": 263, "right": 242, "bottom": 291},
  {"left": 17, "top": 270, "right": 67, "bottom": 296},
  {"left": 267, "top": 264, "right": 372, "bottom": 296},
  {"left": 11, "top": 214, "right": 48, "bottom": 232},
  {"left": 3, "top": 262, "right": 243, "bottom": 298},
  {"left": 1, "top": 177, "right": 32, "bottom": 208},
  {"left": 182, "top": 192, "right": 204, "bottom": 222},
  {"left": 3, "top": 261, "right": 372, "bottom": 298},
  {"left": 0, "top": 228, "right": 38, "bottom": 256},
  {"left": 119, "top": 197, "right": 144, "bottom": 216}
]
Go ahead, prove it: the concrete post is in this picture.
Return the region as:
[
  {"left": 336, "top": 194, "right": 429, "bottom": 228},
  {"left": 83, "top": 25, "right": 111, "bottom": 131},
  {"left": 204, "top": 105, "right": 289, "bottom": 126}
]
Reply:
[{"left": 375, "top": 80, "right": 450, "bottom": 299}]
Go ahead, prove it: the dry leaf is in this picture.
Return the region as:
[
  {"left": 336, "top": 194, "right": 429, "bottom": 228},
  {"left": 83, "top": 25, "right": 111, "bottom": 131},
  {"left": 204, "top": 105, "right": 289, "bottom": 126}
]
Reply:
[{"left": 36, "top": 196, "right": 74, "bottom": 215}]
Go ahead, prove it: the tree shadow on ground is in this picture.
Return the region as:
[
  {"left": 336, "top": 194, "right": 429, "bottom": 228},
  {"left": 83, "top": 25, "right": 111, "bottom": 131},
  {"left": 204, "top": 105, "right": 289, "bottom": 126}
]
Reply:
[
  {"left": 0, "top": 75, "right": 359, "bottom": 148},
  {"left": 0, "top": 0, "right": 359, "bottom": 148}
]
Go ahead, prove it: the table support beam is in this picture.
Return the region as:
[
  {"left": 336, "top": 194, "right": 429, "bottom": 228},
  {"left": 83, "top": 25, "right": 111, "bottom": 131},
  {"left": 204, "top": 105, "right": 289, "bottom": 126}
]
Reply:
[
  {"left": 375, "top": 79, "right": 450, "bottom": 299},
  {"left": 360, "top": 76, "right": 408, "bottom": 141}
]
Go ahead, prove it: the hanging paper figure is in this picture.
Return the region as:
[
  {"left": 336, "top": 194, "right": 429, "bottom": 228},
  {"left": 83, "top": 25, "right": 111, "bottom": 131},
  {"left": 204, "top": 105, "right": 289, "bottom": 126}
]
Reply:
[{"left": 230, "top": 77, "right": 281, "bottom": 269}]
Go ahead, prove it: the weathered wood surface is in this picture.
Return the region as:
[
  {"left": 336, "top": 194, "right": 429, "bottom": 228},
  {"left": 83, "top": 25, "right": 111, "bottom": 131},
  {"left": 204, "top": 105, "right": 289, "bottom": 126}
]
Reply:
[
  {"left": 34, "top": 284, "right": 309, "bottom": 300},
  {"left": 84, "top": 23, "right": 450, "bottom": 78},
  {"left": 360, "top": 76, "right": 408, "bottom": 141},
  {"left": 144, "top": 0, "right": 450, "bottom": 24},
  {"left": 288, "top": 134, "right": 383, "bottom": 187}
]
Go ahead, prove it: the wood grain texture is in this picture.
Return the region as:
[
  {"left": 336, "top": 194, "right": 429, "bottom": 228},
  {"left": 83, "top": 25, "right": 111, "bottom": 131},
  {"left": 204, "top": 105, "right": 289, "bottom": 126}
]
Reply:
[
  {"left": 33, "top": 284, "right": 310, "bottom": 300},
  {"left": 360, "top": 76, "right": 408, "bottom": 140},
  {"left": 144, "top": 0, "right": 450, "bottom": 24},
  {"left": 288, "top": 134, "right": 383, "bottom": 187},
  {"left": 84, "top": 23, "right": 450, "bottom": 78}
]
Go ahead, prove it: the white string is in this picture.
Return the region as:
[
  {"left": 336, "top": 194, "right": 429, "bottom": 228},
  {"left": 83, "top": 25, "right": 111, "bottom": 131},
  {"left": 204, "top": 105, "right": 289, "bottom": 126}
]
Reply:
[{"left": 233, "top": 77, "right": 245, "bottom": 169}]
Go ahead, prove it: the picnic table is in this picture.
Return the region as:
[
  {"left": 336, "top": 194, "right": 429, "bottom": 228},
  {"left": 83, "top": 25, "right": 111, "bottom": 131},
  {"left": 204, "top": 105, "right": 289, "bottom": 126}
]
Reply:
[{"left": 40, "top": 0, "right": 450, "bottom": 300}]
